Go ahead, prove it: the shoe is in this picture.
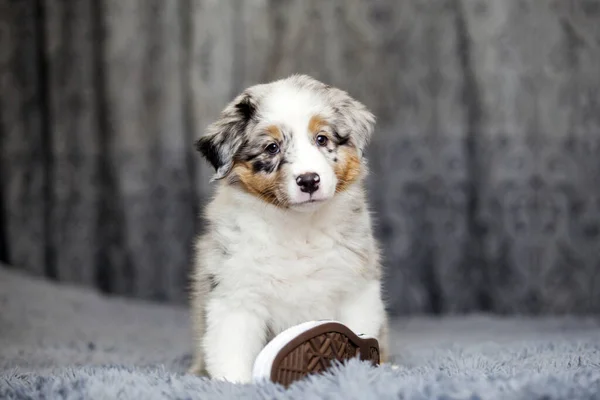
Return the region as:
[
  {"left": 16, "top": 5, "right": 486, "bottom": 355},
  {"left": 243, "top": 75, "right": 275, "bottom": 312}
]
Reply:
[{"left": 252, "top": 320, "right": 380, "bottom": 387}]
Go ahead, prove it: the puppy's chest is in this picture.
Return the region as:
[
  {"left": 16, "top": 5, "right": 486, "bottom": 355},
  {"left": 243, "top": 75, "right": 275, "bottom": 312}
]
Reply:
[{"left": 225, "top": 224, "right": 366, "bottom": 301}]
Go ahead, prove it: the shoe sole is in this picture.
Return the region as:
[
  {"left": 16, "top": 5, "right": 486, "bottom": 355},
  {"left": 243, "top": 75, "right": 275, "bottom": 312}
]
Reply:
[{"left": 252, "top": 320, "right": 380, "bottom": 387}]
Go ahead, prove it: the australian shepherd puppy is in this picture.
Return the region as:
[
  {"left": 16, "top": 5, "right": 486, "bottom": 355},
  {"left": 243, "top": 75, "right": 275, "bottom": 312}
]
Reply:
[{"left": 189, "top": 74, "right": 388, "bottom": 383}]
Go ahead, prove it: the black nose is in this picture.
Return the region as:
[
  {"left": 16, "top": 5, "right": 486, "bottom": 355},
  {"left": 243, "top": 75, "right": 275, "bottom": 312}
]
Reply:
[{"left": 296, "top": 173, "right": 320, "bottom": 194}]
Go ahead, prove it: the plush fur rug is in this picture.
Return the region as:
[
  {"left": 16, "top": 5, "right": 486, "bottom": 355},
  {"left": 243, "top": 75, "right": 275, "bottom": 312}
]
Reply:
[{"left": 1, "top": 266, "right": 599, "bottom": 399}]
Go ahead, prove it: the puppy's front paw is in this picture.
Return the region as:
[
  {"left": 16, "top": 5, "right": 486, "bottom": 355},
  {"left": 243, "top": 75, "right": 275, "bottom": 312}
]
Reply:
[{"left": 202, "top": 306, "right": 267, "bottom": 384}]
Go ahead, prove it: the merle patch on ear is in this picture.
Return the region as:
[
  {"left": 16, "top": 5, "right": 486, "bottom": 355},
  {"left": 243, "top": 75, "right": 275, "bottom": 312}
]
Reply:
[
  {"left": 195, "top": 93, "right": 259, "bottom": 181},
  {"left": 328, "top": 89, "right": 376, "bottom": 156},
  {"left": 195, "top": 136, "right": 222, "bottom": 172},
  {"left": 235, "top": 95, "right": 257, "bottom": 122}
]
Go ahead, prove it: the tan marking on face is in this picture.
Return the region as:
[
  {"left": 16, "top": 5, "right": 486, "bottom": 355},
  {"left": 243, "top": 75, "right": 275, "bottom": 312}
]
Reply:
[
  {"left": 266, "top": 125, "right": 283, "bottom": 141},
  {"left": 308, "top": 115, "right": 328, "bottom": 136},
  {"left": 231, "top": 162, "right": 288, "bottom": 207},
  {"left": 334, "top": 147, "right": 362, "bottom": 193}
]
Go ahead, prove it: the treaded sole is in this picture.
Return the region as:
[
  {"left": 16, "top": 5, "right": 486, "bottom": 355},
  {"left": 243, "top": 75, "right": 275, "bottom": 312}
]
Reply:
[{"left": 264, "top": 322, "right": 380, "bottom": 387}]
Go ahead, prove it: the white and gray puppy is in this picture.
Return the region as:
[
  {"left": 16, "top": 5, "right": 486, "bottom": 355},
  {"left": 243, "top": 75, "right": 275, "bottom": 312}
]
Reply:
[{"left": 189, "top": 74, "right": 388, "bottom": 383}]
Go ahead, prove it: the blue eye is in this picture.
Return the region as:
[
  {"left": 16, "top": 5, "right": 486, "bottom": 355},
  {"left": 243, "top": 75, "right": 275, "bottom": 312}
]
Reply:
[{"left": 266, "top": 143, "right": 280, "bottom": 155}]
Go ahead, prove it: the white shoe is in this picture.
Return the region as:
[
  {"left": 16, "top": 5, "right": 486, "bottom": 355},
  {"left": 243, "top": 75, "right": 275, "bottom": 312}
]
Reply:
[{"left": 252, "top": 320, "right": 380, "bottom": 387}]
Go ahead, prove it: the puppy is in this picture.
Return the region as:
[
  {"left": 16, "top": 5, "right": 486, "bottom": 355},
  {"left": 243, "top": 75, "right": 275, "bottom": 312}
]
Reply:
[{"left": 189, "top": 74, "right": 388, "bottom": 383}]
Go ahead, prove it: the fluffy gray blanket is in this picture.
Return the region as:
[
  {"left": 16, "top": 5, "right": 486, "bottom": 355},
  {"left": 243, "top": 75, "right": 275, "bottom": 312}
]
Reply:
[{"left": 1, "top": 267, "right": 599, "bottom": 399}]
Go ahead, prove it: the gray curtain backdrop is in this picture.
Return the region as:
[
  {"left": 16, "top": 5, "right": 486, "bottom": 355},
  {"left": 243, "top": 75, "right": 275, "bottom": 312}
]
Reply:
[{"left": 1, "top": 0, "right": 599, "bottom": 315}]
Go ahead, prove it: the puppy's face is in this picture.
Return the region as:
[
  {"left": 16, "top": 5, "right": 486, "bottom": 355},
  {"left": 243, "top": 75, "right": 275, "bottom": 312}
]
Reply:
[{"left": 196, "top": 75, "right": 375, "bottom": 210}]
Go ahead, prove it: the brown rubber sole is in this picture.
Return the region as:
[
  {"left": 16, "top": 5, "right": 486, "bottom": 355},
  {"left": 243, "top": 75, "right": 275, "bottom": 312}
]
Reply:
[{"left": 266, "top": 322, "right": 380, "bottom": 387}]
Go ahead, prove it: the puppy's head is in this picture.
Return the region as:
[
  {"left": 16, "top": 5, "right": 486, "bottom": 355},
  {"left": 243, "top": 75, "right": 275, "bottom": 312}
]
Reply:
[{"left": 196, "top": 75, "right": 375, "bottom": 211}]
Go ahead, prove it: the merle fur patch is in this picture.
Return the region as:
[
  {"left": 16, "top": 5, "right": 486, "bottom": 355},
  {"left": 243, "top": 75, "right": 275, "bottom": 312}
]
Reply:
[
  {"left": 235, "top": 95, "right": 257, "bottom": 122},
  {"left": 252, "top": 160, "right": 279, "bottom": 174},
  {"left": 195, "top": 93, "right": 260, "bottom": 180}
]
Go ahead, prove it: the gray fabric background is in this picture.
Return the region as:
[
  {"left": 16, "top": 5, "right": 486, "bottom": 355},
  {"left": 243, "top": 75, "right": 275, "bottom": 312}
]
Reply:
[{"left": 1, "top": 0, "right": 599, "bottom": 314}]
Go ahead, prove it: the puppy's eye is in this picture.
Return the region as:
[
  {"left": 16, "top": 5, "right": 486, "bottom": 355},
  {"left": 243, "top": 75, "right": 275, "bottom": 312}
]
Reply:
[
  {"left": 316, "top": 134, "right": 329, "bottom": 147},
  {"left": 265, "top": 143, "right": 280, "bottom": 155}
]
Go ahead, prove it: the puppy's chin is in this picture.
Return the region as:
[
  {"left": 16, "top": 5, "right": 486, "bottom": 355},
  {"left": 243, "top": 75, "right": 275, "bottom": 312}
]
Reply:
[{"left": 287, "top": 198, "right": 331, "bottom": 213}]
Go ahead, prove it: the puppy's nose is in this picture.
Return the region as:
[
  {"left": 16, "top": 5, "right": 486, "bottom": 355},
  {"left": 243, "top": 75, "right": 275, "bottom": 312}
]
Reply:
[{"left": 296, "top": 173, "right": 320, "bottom": 194}]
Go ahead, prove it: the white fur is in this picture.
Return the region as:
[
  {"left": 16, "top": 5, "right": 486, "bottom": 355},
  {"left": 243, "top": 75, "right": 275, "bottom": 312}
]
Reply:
[
  {"left": 189, "top": 75, "right": 387, "bottom": 383},
  {"left": 262, "top": 81, "right": 337, "bottom": 206}
]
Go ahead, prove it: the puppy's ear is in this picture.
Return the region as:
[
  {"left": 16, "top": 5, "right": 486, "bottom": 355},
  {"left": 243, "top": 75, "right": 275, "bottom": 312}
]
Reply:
[
  {"left": 328, "top": 88, "right": 376, "bottom": 157},
  {"left": 196, "top": 93, "right": 257, "bottom": 181}
]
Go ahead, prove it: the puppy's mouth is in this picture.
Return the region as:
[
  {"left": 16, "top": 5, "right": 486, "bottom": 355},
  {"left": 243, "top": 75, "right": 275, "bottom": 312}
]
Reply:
[{"left": 288, "top": 198, "right": 328, "bottom": 207}]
